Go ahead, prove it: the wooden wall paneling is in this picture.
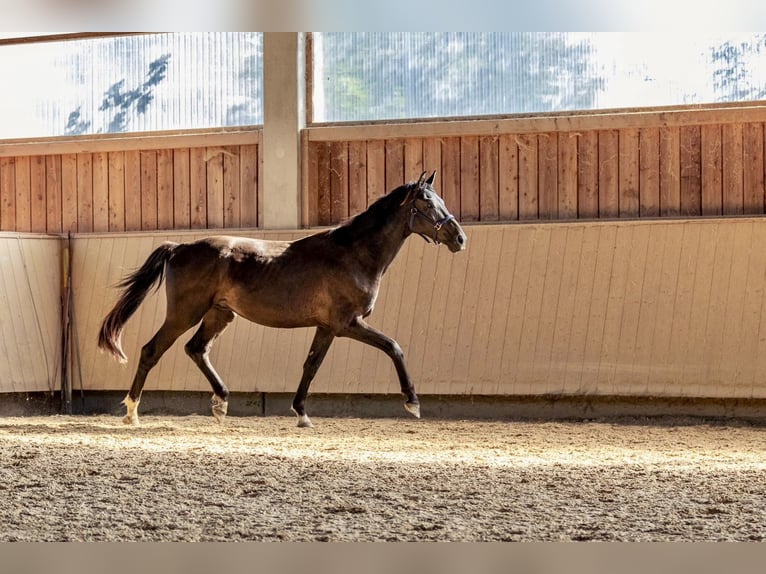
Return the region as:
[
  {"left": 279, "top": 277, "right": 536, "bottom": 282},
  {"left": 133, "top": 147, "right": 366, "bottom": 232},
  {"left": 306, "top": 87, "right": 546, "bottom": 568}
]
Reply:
[
  {"left": 107, "top": 152, "right": 125, "bottom": 232},
  {"left": 422, "top": 137, "right": 442, "bottom": 199},
  {"left": 700, "top": 124, "right": 723, "bottom": 215},
  {"left": 384, "top": 139, "right": 404, "bottom": 193},
  {"left": 638, "top": 128, "right": 660, "bottom": 217},
  {"left": 123, "top": 150, "right": 142, "bottom": 231},
  {"left": 743, "top": 122, "right": 765, "bottom": 214},
  {"left": 679, "top": 126, "right": 702, "bottom": 216},
  {"left": 618, "top": 128, "right": 639, "bottom": 217},
  {"left": 316, "top": 142, "right": 331, "bottom": 226},
  {"left": 441, "top": 137, "right": 461, "bottom": 218},
  {"left": 204, "top": 148, "right": 223, "bottom": 229},
  {"left": 498, "top": 134, "right": 518, "bottom": 221},
  {"left": 75, "top": 153, "right": 93, "bottom": 232},
  {"left": 189, "top": 147, "right": 207, "bottom": 229},
  {"left": 659, "top": 126, "right": 681, "bottom": 216},
  {"left": 222, "top": 146, "right": 240, "bottom": 228},
  {"left": 61, "top": 154, "right": 78, "bottom": 233},
  {"left": 30, "top": 155, "right": 46, "bottom": 232},
  {"left": 403, "top": 137, "right": 423, "bottom": 181},
  {"left": 157, "top": 148, "right": 174, "bottom": 229},
  {"left": 577, "top": 131, "right": 599, "bottom": 218},
  {"left": 740, "top": 222, "right": 766, "bottom": 393},
  {"left": 598, "top": 130, "right": 619, "bottom": 218},
  {"left": 330, "top": 141, "right": 348, "bottom": 224},
  {"left": 14, "top": 156, "right": 31, "bottom": 232},
  {"left": 537, "top": 133, "right": 558, "bottom": 219},
  {"left": 46, "top": 155, "right": 62, "bottom": 233},
  {"left": 240, "top": 144, "right": 258, "bottom": 227},
  {"left": 366, "top": 140, "right": 385, "bottom": 206},
  {"left": 460, "top": 136, "right": 480, "bottom": 221},
  {"left": 306, "top": 142, "right": 320, "bottom": 227},
  {"left": 722, "top": 123, "right": 744, "bottom": 215},
  {"left": 92, "top": 152, "right": 109, "bottom": 232},
  {"left": 557, "top": 132, "right": 578, "bottom": 219},
  {"left": 0, "top": 158, "right": 16, "bottom": 231},
  {"left": 347, "top": 140, "right": 367, "bottom": 216},
  {"left": 479, "top": 136, "right": 499, "bottom": 221},
  {"left": 172, "top": 149, "right": 191, "bottom": 229},
  {"left": 517, "top": 134, "right": 538, "bottom": 220}
]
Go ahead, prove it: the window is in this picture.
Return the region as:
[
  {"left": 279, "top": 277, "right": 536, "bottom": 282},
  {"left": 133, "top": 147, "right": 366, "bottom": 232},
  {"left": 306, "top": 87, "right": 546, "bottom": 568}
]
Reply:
[
  {"left": 0, "top": 32, "right": 263, "bottom": 139},
  {"left": 312, "top": 32, "right": 766, "bottom": 123}
]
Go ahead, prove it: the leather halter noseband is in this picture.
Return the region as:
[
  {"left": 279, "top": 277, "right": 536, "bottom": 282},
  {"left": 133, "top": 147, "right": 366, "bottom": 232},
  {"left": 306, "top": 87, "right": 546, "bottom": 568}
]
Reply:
[{"left": 408, "top": 205, "right": 455, "bottom": 244}]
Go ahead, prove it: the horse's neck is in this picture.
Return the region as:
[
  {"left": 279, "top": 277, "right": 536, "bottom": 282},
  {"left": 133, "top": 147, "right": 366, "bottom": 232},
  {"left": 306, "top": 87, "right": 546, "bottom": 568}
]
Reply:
[{"left": 349, "top": 206, "right": 410, "bottom": 277}]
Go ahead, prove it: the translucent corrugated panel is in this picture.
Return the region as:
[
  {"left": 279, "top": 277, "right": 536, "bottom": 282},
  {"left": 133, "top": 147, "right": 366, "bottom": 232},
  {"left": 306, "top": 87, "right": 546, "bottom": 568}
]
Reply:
[
  {"left": 313, "top": 32, "right": 766, "bottom": 123},
  {"left": 0, "top": 33, "right": 262, "bottom": 139}
]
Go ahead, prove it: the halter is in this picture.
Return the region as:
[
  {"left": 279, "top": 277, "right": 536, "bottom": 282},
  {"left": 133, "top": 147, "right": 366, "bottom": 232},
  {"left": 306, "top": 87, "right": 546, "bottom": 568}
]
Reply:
[{"left": 408, "top": 205, "right": 455, "bottom": 244}]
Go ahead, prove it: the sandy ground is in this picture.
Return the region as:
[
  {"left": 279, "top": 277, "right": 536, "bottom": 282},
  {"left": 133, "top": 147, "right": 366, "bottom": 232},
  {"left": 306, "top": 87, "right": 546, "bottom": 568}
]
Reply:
[{"left": 0, "top": 413, "right": 765, "bottom": 541}]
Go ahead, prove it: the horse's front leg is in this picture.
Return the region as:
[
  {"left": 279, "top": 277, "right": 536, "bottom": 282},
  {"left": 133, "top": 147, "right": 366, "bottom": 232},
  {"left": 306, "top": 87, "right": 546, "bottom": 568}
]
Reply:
[
  {"left": 291, "top": 326, "right": 335, "bottom": 428},
  {"left": 341, "top": 317, "right": 420, "bottom": 419}
]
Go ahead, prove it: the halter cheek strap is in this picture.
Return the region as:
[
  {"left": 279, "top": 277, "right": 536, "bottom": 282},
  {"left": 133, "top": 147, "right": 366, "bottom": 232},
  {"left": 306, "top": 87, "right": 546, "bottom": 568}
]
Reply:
[{"left": 409, "top": 207, "right": 455, "bottom": 244}]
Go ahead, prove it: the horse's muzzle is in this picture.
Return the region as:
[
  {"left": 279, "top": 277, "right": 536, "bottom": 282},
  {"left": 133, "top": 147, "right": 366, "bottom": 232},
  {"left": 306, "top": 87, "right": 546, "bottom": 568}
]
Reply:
[{"left": 446, "top": 222, "right": 467, "bottom": 253}]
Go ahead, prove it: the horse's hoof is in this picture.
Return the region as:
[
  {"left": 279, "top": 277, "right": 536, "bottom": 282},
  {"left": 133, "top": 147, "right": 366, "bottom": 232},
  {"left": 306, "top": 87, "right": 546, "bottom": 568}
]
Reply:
[
  {"left": 404, "top": 401, "right": 421, "bottom": 419},
  {"left": 211, "top": 396, "right": 228, "bottom": 424},
  {"left": 297, "top": 416, "right": 313, "bottom": 428},
  {"left": 122, "top": 414, "right": 139, "bottom": 426}
]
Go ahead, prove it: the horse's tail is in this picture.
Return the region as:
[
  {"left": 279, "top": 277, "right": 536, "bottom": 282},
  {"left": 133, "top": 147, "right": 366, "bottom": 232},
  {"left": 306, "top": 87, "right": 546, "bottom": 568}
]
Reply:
[{"left": 97, "top": 241, "right": 178, "bottom": 363}]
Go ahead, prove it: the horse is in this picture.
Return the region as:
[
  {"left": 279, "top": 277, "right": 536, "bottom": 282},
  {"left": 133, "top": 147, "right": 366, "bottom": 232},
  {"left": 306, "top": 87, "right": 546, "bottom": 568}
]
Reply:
[{"left": 97, "top": 170, "right": 467, "bottom": 428}]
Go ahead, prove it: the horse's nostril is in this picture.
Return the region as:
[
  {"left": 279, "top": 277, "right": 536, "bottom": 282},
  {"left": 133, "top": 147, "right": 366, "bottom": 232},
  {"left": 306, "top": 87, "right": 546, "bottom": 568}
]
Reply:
[{"left": 457, "top": 235, "right": 464, "bottom": 244}]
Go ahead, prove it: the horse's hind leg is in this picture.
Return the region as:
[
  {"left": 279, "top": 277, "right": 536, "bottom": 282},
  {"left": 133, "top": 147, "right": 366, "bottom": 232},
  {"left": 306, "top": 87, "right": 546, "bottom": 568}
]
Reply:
[
  {"left": 184, "top": 305, "right": 236, "bottom": 424},
  {"left": 291, "top": 326, "right": 335, "bottom": 428},
  {"left": 124, "top": 319, "right": 195, "bottom": 425}
]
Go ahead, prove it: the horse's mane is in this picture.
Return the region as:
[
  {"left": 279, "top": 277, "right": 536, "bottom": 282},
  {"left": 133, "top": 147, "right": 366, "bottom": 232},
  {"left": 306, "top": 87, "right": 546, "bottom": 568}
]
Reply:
[{"left": 329, "top": 183, "right": 412, "bottom": 245}]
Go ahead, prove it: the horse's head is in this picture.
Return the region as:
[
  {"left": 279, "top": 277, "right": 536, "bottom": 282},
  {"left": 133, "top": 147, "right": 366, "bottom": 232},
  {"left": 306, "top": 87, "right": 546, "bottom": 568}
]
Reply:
[{"left": 404, "top": 171, "right": 467, "bottom": 253}]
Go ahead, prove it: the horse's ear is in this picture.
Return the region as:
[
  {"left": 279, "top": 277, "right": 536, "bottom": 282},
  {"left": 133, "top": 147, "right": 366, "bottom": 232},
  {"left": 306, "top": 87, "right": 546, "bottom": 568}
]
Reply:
[
  {"left": 426, "top": 170, "right": 436, "bottom": 185},
  {"left": 416, "top": 171, "right": 428, "bottom": 187}
]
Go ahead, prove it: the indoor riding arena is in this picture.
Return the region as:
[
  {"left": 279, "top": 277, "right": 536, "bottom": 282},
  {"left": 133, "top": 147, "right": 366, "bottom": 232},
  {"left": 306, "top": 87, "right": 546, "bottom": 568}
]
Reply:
[{"left": 2, "top": 32, "right": 766, "bottom": 542}]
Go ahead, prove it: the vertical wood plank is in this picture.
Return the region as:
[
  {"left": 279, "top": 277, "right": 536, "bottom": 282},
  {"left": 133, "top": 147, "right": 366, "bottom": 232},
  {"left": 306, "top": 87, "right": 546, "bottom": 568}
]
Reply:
[
  {"left": 577, "top": 131, "right": 599, "bottom": 218},
  {"left": 123, "top": 150, "right": 141, "bottom": 231},
  {"left": 0, "top": 158, "right": 15, "bottom": 231},
  {"left": 15, "top": 156, "right": 31, "bottom": 232},
  {"left": 107, "top": 152, "right": 125, "bottom": 232},
  {"left": 385, "top": 139, "right": 404, "bottom": 192},
  {"left": 46, "top": 155, "right": 62, "bottom": 233},
  {"left": 222, "top": 146, "right": 240, "bottom": 228},
  {"left": 307, "top": 142, "right": 320, "bottom": 226},
  {"left": 479, "top": 136, "right": 499, "bottom": 221},
  {"left": 172, "top": 149, "right": 191, "bottom": 230},
  {"left": 517, "top": 134, "right": 538, "bottom": 220},
  {"left": 92, "top": 152, "right": 109, "bottom": 232},
  {"left": 61, "top": 154, "right": 78, "bottom": 233},
  {"left": 498, "top": 134, "right": 518, "bottom": 221},
  {"left": 659, "top": 126, "right": 681, "bottom": 216},
  {"left": 76, "top": 153, "right": 93, "bottom": 232},
  {"left": 700, "top": 124, "right": 723, "bottom": 216},
  {"left": 330, "top": 141, "right": 349, "bottom": 224},
  {"left": 743, "top": 123, "right": 764, "bottom": 214},
  {"left": 157, "top": 148, "right": 175, "bottom": 230},
  {"left": 403, "top": 138, "right": 423, "bottom": 181},
  {"left": 422, "top": 137, "right": 442, "bottom": 198},
  {"left": 558, "top": 132, "right": 578, "bottom": 219},
  {"left": 30, "top": 155, "right": 46, "bottom": 233},
  {"left": 205, "top": 148, "right": 223, "bottom": 229},
  {"left": 366, "top": 140, "right": 385, "bottom": 206},
  {"left": 537, "top": 132, "right": 558, "bottom": 219},
  {"left": 240, "top": 144, "right": 258, "bottom": 228},
  {"left": 348, "top": 140, "right": 367, "bottom": 217},
  {"left": 441, "top": 137, "right": 461, "bottom": 218},
  {"left": 680, "top": 126, "right": 702, "bottom": 216},
  {"left": 316, "top": 142, "right": 332, "bottom": 226},
  {"left": 618, "top": 128, "right": 639, "bottom": 217},
  {"left": 598, "top": 130, "right": 619, "bottom": 218},
  {"left": 722, "top": 123, "right": 744, "bottom": 215},
  {"left": 460, "top": 136, "right": 480, "bottom": 221},
  {"left": 639, "top": 127, "right": 660, "bottom": 217},
  {"left": 189, "top": 147, "right": 207, "bottom": 229}
]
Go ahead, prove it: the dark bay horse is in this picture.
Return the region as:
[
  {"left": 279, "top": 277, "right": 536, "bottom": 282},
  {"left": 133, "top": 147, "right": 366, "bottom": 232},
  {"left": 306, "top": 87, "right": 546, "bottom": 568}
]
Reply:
[{"left": 97, "top": 171, "right": 467, "bottom": 427}]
